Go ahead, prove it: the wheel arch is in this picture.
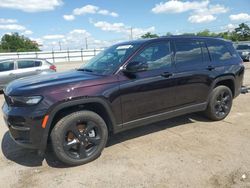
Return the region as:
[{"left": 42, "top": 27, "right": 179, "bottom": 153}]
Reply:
[
  {"left": 208, "top": 75, "right": 236, "bottom": 102},
  {"left": 39, "top": 97, "right": 117, "bottom": 151}
]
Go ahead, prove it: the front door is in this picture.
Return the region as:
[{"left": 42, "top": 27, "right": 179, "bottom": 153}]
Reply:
[{"left": 118, "top": 40, "right": 177, "bottom": 125}]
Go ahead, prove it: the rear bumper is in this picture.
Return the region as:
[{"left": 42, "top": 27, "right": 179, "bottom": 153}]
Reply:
[{"left": 2, "top": 102, "right": 47, "bottom": 150}]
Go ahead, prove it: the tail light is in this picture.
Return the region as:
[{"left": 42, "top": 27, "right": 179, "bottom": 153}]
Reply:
[{"left": 50, "top": 65, "right": 56, "bottom": 71}]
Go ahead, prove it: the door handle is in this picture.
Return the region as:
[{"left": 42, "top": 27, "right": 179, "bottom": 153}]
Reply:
[
  {"left": 161, "top": 72, "right": 173, "bottom": 78},
  {"left": 9, "top": 73, "right": 15, "bottom": 76},
  {"left": 206, "top": 66, "right": 215, "bottom": 71},
  {"left": 36, "top": 69, "right": 42, "bottom": 71}
]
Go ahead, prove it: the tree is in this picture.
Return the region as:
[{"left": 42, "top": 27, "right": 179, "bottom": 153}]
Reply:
[
  {"left": 234, "top": 23, "right": 250, "bottom": 41},
  {"left": 166, "top": 32, "right": 172, "bottom": 36},
  {"left": 141, "top": 32, "right": 159, "bottom": 39},
  {"left": 0, "top": 33, "right": 40, "bottom": 52},
  {"left": 196, "top": 29, "right": 217, "bottom": 37}
]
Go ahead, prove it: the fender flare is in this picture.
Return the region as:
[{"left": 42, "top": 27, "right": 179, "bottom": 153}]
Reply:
[
  {"left": 39, "top": 97, "right": 117, "bottom": 151},
  {"left": 207, "top": 75, "right": 236, "bottom": 103}
]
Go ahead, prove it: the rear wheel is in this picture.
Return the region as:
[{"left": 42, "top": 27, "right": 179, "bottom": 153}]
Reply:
[
  {"left": 51, "top": 110, "right": 108, "bottom": 166},
  {"left": 204, "top": 86, "right": 233, "bottom": 121}
]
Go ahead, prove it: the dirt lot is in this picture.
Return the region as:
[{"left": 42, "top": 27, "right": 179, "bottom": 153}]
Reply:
[{"left": 0, "top": 62, "right": 250, "bottom": 188}]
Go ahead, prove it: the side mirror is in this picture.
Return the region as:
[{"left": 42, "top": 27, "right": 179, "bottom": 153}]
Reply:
[{"left": 123, "top": 61, "right": 148, "bottom": 74}]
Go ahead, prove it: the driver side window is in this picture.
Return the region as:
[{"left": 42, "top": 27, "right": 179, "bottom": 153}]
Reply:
[{"left": 132, "top": 41, "right": 172, "bottom": 71}]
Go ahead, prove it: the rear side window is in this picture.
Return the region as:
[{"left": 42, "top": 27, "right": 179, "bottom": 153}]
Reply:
[
  {"left": 207, "top": 40, "right": 233, "bottom": 62},
  {"left": 175, "top": 40, "right": 202, "bottom": 68},
  {"left": 17, "top": 60, "right": 41, "bottom": 69},
  {"left": 0, "top": 61, "right": 14, "bottom": 72}
]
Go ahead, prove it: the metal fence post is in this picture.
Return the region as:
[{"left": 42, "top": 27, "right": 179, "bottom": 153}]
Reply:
[
  {"left": 81, "top": 48, "right": 83, "bottom": 62},
  {"left": 52, "top": 50, "right": 55, "bottom": 63},
  {"left": 94, "top": 48, "right": 96, "bottom": 56},
  {"left": 17, "top": 52, "right": 19, "bottom": 59},
  {"left": 67, "top": 48, "right": 70, "bottom": 62}
]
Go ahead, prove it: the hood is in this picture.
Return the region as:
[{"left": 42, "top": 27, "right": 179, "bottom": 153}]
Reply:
[{"left": 5, "top": 70, "right": 102, "bottom": 95}]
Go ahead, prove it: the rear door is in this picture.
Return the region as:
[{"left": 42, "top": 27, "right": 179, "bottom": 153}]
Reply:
[
  {"left": 173, "top": 38, "right": 212, "bottom": 107},
  {"left": 0, "top": 60, "right": 16, "bottom": 89},
  {"left": 15, "top": 60, "right": 42, "bottom": 79}
]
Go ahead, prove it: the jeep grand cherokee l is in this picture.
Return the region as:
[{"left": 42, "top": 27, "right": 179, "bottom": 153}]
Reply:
[{"left": 2, "top": 36, "right": 244, "bottom": 165}]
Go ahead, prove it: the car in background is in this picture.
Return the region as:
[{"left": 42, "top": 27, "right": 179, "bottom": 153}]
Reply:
[
  {"left": 0, "top": 58, "right": 56, "bottom": 90},
  {"left": 235, "top": 43, "right": 250, "bottom": 61}
]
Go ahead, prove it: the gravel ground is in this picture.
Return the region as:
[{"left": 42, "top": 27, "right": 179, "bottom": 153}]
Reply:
[{"left": 0, "top": 62, "right": 250, "bottom": 188}]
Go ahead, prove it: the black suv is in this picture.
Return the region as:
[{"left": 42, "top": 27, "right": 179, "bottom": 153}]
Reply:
[{"left": 2, "top": 36, "right": 244, "bottom": 165}]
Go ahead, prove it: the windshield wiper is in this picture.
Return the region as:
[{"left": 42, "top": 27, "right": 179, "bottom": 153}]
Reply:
[{"left": 77, "top": 68, "right": 93, "bottom": 72}]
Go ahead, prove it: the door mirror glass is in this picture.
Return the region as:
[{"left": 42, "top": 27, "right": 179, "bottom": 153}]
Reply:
[{"left": 123, "top": 61, "right": 148, "bottom": 73}]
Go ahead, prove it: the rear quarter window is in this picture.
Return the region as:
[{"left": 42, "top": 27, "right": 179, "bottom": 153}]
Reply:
[
  {"left": 0, "top": 61, "right": 14, "bottom": 72},
  {"left": 207, "top": 40, "right": 234, "bottom": 62}
]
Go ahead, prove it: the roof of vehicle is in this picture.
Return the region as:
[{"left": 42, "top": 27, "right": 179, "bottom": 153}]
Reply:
[
  {"left": 116, "top": 35, "right": 230, "bottom": 46},
  {"left": 0, "top": 58, "right": 48, "bottom": 62},
  {"left": 235, "top": 42, "right": 250, "bottom": 46}
]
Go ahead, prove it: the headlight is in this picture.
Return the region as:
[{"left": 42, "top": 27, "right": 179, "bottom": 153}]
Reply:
[
  {"left": 9, "top": 96, "right": 43, "bottom": 106},
  {"left": 242, "top": 51, "right": 249, "bottom": 55}
]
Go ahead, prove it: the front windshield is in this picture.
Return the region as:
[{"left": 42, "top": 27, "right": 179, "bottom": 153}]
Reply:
[
  {"left": 236, "top": 45, "right": 250, "bottom": 50},
  {"left": 79, "top": 43, "right": 141, "bottom": 75}
]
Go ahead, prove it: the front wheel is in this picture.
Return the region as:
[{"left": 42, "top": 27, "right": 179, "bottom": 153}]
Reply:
[
  {"left": 51, "top": 110, "right": 108, "bottom": 166},
  {"left": 204, "top": 86, "right": 233, "bottom": 121}
]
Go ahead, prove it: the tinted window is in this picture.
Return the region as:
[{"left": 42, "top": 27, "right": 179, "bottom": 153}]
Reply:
[
  {"left": 236, "top": 45, "right": 250, "bottom": 50},
  {"left": 80, "top": 43, "right": 140, "bottom": 75},
  {"left": 175, "top": 40, "right": 202, "bottom": 68},
  {"left": 17, "top": 60, "right": 41, "bottom": 69},
  {"left": 207, "top": 40, "right": 233, "bottom": 62},
  {"left": 132, "top": 41, "right": 172, "bottom": 71},
  {"left": 0, "top": 61, "right": 14, "bottom": 72}
]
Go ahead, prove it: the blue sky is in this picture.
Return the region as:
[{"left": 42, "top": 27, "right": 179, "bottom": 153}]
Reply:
[{"left": 0, "top": 0, "right": 249, "bottom": 50}]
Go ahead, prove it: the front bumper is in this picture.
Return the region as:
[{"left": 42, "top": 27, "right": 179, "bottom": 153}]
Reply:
[{"left": 2, "top": 102, "right": 47, "bottom": 150}]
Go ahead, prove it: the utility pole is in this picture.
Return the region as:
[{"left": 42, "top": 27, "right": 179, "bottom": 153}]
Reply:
[
  {"left": 85, "top": 37, "right": 88, "bottom": 49},
  {"left": 130, "top": 27, "right": 133, "bottom": 40},
  {"left": 58, "top": 41, "right": 62, "bottom": 51}
]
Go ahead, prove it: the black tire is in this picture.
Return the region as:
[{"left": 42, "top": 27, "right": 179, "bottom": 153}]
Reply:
[
  {"left": 51, "top": 110, "right": 108, "bottom": 166},
  {"left": 204, "top": 85, "right": 233, "bottom": 121}
]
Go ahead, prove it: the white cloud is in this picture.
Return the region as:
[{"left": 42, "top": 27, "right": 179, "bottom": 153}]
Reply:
[
  {"left": 73, "top": 5, "right": 99, "bottom": 15},
  {"left": 188, "top": 3, "right": 228, "bottom": 24},
  {"left": 22, "top": 30, "right": 33, "bottom": 35},
  {"left": 43, "top": 34, "right": 65, "bottom": 40},
  {"left": 92, "top": 21, "right": 155, "bottom": 38},
  {"left": 63, "top": 4, "right": 119, "bottom": 21},
  {"left": 188, "top": 14, "right": 216, "bottom": 23},
  {"left": 221, "top": 24, "right": 237, "bottom": 32},
  {"left": 0, "top": 24, "right": 26, "bottom": 30},
  {"left": 30, "top": 37, "right": 43, "bottom": 45},
  {"left": 206, "top": 4, "right": 229, "bottom": 14},
  {"left": 93, "top": 21, "right": 126, "bottom": 33},
  {"left": 152, "top": 0, "right": 209, "bottom": 14},
  {"left": 230, "top": 13, "right": 250, "bottom": 22},
  {"left": 0, "top": 18, "right": 17, "bottom": 24},
  {"left": 152, "top": 0, "right": 228, "bottom": 24},
  {"left": 31, "top": 28, "right": 111, "bottom": 50},
  {"left": 0, "top": 0, "right": 63, "bottom": 12},
  {"left": 63, "top": 14, "right": 75, "bottom": 21},
  {"left": 110, "top": 12, "right": 119, "bottom": 17}
]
